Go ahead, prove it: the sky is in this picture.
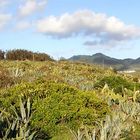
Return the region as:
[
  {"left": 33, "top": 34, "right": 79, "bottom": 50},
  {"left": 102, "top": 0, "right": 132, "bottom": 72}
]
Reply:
[{"left": 0, "top": 0, "right": 140, "bottom": 59}]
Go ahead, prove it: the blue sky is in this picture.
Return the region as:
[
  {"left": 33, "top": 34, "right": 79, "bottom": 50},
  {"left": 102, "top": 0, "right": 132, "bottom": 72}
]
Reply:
[{"left": 0, "top": 0, "right": 140, "bottom": 59}]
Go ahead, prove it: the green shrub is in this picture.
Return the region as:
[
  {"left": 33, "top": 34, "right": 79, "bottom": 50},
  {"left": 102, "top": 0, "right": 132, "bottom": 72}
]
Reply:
[
  {"left": 32, "top": 90, "right": 109, "bottom": 137},
  {"left": 0, "top": 81, "right": 110, "bottom": 138},
  {"left": 94, "top": 76, "right": 140, "bottom": 94}
]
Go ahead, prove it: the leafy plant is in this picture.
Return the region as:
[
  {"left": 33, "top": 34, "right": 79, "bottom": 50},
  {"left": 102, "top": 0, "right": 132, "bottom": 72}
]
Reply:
[{"left": 0, "top": 97, "right": 36, "bottom": 140}]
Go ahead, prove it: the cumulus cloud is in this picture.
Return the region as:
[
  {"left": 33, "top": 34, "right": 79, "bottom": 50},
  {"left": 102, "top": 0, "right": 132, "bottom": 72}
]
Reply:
[
  {"left": 19, "top": 0, "right": 47, "bottom": 17},
  {"left": 15, "top": 21, "right": 31, "bottom": 30},
  {"left": 36, "top": 10, "right": 140, "bottom": 47},
  {"left": 0, "top": 13, "right": 12, "bottom": 30}
]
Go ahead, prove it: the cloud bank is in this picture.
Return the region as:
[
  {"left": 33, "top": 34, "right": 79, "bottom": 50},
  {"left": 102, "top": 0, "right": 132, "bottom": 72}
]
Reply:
[{"left": 36, "top": 10, "right": 140, "bottom": 47}]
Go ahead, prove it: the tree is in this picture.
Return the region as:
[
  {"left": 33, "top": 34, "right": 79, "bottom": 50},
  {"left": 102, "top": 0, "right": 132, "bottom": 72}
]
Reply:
[
  {"left": 6, "top": 49, "right": 54, "bottom": 61},
  {"left": 0, "top": 50, "right": 5, "bottom": 60}
]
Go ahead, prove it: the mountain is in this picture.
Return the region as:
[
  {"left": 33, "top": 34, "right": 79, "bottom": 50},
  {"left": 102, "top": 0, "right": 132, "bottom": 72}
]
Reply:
[
  {"left": 132, "top": 57, "right": 140, "bottom": 64},
  {"left": 90, "top": 53, "right": 122, "bottom": 65},
  {"left": 68, "top": 53, "right": 140, "bottom": 70}
]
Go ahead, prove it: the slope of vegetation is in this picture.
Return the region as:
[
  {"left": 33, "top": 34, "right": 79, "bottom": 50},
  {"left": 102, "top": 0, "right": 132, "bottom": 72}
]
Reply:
[{"left": 0, "top": 56, "right": 140, "bottom": 139}]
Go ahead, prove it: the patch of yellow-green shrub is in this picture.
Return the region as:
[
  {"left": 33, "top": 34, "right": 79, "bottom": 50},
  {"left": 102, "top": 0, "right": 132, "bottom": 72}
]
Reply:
[
  {"left": 0, "top": 81, "right": 110, "bottom": 138},
  {"left": 1, "top": 60, "right": 140, "bottom": 139}
]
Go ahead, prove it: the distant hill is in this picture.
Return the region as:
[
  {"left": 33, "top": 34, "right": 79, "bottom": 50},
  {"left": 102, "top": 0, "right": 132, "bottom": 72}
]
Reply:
[
  {"left": 132, "top": 58, "right": 140, "bottom": 64},
  {"left": 68, "top": 53, "right": 140, "bottom": 70}
]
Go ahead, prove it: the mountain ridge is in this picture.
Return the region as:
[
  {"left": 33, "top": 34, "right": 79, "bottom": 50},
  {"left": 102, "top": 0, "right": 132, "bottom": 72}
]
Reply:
[{"left": 68, "top": 53, "right": 140, "bottom": 70}]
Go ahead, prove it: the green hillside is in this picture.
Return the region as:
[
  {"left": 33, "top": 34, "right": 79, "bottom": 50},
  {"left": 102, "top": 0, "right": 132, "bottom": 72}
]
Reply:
[
  {"left": 0, "top": 60, "right": 140, "bottom": 139},
  {"left": 69, "top": 53, "right": 140, "bottom": 71}
]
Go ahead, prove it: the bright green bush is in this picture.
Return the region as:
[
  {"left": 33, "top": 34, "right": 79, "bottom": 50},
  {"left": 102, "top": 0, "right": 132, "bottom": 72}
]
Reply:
[
  {"left": 0, "top": 81, "right": 110, "bottom": 138},
  {"left": 32, "top": 88, "right": 109, "bottom": 137}
]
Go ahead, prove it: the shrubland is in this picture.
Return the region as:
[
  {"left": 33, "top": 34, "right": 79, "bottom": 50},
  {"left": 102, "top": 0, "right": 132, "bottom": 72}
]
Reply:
[{"left": 0, "top": 59, "right": 140, "bottom": 139}]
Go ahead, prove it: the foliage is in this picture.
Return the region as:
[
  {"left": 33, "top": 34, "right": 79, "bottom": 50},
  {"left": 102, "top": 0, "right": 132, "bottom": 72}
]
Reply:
[
  {"left": 6, "top": 49, "right": 54, "bottom": 61},
  {"left": 0, "top": 97, "right": 36, "bottom": 140},
  {"left": 0, "top": 50, "right": 5, "bottom": 60},
  {"left": 0, "top": 59, "right": 140, "bottom": 139},
  {"left": 0, "top": 81, "right": 110, "bottom": 138},
  {"left": 94, "top": 76, "right": 140, "bottom": 94},
  {"left": 69, "top": 99, "right": 140, "bottom": 140}
]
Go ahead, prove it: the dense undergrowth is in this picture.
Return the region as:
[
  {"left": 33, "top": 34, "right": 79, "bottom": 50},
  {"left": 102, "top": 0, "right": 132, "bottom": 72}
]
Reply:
[{"left": 0, "top": 60, "right": 140, "bottom": 139}]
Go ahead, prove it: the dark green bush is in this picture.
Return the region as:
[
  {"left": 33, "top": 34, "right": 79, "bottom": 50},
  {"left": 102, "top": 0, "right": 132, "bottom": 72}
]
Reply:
[{"left": 94, "top": 76, "right": 140, "bottom": 94}]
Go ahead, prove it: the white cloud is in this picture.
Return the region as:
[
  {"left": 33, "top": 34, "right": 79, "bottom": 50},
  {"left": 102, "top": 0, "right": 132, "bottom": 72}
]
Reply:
[
  {"left": 0, "top": 13, "right": 12, "bottom": 30},
  {"left": 36, "top": 10, "right": 140, "bottom": 47},
  {"left": 15, "top": 21, "right": 31, "bottom": 30},
  {"left": 19, "top": 0, "right": 47, "bottom": 17},
  {"left": 0, "top": 0, "right": 9, "bottom": 8}
]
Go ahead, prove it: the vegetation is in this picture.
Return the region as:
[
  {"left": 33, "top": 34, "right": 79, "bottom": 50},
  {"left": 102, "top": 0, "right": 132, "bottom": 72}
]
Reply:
[
  {"left": 94, "top": 76, "right": 140, "bottom": 94},
  {"left": 0, "top": 49, "right": 54, "bottom": 61},
  {"left": 0, "top": 55, "right": 140, "bottom": 139},
  {"left": 0, "top": 97, "right": 35, "bottom": 139},
  {"left": 0, "top": 50, "right": 4, "bottom": 60}
]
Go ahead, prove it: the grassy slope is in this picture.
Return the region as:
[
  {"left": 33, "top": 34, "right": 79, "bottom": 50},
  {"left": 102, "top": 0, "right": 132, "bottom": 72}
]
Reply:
[{"left": 0, "top": 60, "right": 140, "bottom": 139}]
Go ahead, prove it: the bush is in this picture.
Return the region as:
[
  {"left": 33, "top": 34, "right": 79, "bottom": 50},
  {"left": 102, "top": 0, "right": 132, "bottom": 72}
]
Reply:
[
  {"left": 0, "top": 81, "right": 110, "bottom": 138},
  {"left": 94, "top": 76, "right": 140, "bottom": 94}
]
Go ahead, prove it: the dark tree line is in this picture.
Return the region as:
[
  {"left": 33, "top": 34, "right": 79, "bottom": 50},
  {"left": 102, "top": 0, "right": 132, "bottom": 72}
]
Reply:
[
  {"left": 0, "top": 49, "right": 54, "bottom": 61},
  {"left": 0, "top": 50, "right": 5, "bottom": 60}
]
